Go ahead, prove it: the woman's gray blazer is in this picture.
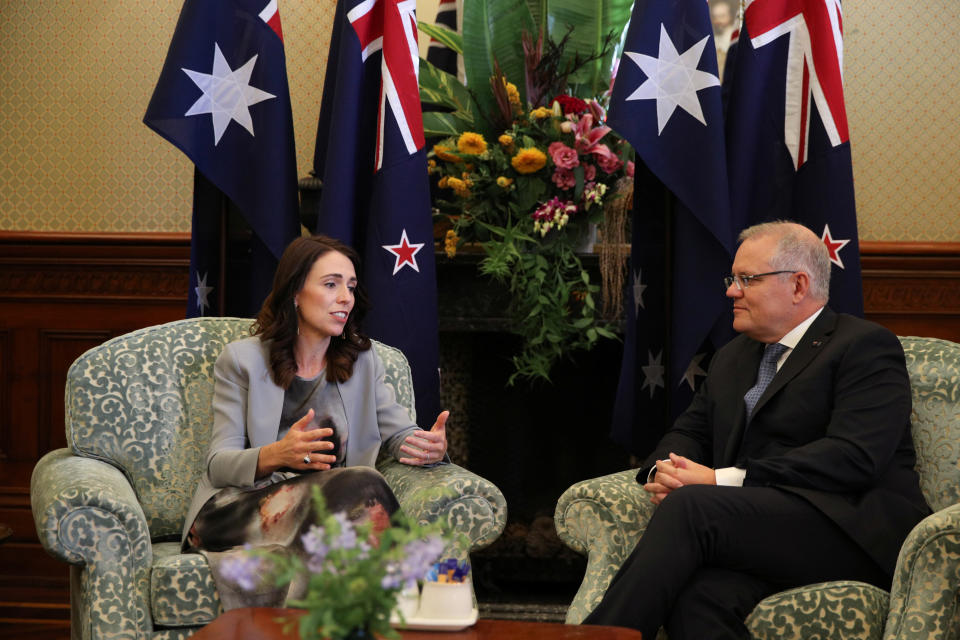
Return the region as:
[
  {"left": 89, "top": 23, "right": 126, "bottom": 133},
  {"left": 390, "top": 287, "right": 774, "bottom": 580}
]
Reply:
[{"left": 180, "top": 337, "right": 420, "bottom": 545}]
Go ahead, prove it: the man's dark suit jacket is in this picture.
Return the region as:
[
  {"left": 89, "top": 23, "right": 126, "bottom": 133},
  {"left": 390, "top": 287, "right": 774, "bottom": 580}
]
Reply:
[{"left": 641, "top": 307, "right": 931, "bottom": 575}]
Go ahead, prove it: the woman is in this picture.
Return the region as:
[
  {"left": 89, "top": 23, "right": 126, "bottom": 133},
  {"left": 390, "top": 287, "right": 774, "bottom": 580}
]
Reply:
[{"left": 181, "top": 235, "right": 449, "bottom": 608}]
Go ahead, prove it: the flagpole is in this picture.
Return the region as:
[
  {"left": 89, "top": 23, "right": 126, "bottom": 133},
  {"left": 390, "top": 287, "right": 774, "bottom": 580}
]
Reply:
[
  {"left": 662, "top": 186, "right": 674, "bottom": 433},
  {"left": 217, "top": 196, "right": 227, "bottom": 315}
]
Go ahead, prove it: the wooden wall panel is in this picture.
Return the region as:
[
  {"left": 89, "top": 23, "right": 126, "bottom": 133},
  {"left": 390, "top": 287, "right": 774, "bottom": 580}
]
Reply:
[
  {"left": 37, "top": 330, "right": 113, "bottom": 454},
  {"left": 0, "top": 232, "right": 956, "bottom": 629},
  {"left": 0, "top": 329, "right": 11, "bottom": 462},
  {"left": 0, "top": 231, "right": 191, "bottom": 624}
]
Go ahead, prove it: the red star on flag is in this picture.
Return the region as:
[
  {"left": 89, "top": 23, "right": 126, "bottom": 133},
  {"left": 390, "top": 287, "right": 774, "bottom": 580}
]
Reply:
[
  {"left": 821, "top": 223, "right": 851, "bottom": 269},
  {"left": 382, "top": 229, "right": 424, "bottom": 275}
]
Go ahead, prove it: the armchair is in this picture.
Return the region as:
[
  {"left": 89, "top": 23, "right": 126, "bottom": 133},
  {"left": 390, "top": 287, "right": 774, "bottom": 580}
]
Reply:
[
  {"left": 31, "top": 317, "right": 506, "bottom": 640},
  {"left": 555, "top": 336, "right": 960, "bottom": 639}
]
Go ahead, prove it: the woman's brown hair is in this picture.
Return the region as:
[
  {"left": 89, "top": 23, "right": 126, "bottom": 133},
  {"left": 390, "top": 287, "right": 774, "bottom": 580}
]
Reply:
[{"left": 251, "top": 235, "right": 371, "bottom": 388}]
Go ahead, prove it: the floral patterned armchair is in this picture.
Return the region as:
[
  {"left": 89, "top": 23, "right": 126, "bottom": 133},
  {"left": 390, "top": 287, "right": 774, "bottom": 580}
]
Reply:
[
  {"left": 555, "top": 336, "right": 960, "bottom": 639},
  {"left": 31, "top": 317, "right": 507, "bottom": 640}
]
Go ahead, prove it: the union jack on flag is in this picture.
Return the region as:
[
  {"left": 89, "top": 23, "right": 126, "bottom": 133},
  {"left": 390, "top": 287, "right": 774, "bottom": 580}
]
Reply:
[
  {"left": 743, "top": 0, "right": 847, "bottom": 168},
  {"left": 348, "top": 0, "right": 424, "bottom": 170}
]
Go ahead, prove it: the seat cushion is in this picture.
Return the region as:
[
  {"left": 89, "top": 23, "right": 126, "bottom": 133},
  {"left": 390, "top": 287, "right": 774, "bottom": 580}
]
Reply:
[
  {"left": 746, "top": 580, "right": 890, "bottom": 640},
  {"left": 150, "top": 542, "right": 221, "bottom": 627}
]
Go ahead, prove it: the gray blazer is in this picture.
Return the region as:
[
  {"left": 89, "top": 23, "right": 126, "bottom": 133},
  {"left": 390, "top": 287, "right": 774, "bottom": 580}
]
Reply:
[{"left": 181, "top": 337, "right": 420, "bottom": 545}]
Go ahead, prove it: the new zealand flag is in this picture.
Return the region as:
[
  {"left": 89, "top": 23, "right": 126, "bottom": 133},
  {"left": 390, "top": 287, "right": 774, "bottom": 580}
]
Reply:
[
  {"left": 144, "top": 0, "right": 300, "bottom": 318},
  {"left": 426, "top": 0, "right": 458, "bottom": 76},
  {"left": 313, "top": 0, "right": 441, "bottom": 425},
  {"left": 606, "top": 0, "right": 736, "bottom": 454},
  {"left": 724, "top": 0, "right": 863, "bottom": 315}
]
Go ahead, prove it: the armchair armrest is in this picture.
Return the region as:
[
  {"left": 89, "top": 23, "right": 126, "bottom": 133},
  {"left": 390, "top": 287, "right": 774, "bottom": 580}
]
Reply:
[
  {"left": 884, "top": 502, "right": 960, "bottom": 640},
  {"left": 377, "top": 459, "right": 507, "bottom": 561},
  {"left": 31, "top": 448, "right": 154, "bottom": 638},
  {"left": 554, "top": 469, "right": 656, "bottom": 623}
]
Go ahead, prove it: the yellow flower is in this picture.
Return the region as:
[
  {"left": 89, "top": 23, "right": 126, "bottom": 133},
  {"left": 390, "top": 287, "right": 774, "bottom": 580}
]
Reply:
[
  {"left": 498, "top": 134, "right": 514, "bottom": 154},
  {"left": 444, "top": 229, "right": 459, "bottom": 258},
  {"left": 456, "top": 132, "right": 487, "bottom": 155},
  {"left": 433, "top": 144, "right": 461, "bottom": 163},
  {"left": 447, "top": 177, "right": 471, "bottom": 198},
  {"left": 530, "top": 107, "right": 553, "bottom": 120},
  {"left": 427, "top": 159, "right": 437, "bottom": 174},
  {"left": 438, "top": 176, "right": 449, "bottom": 189},
  {"left": 503, "top": 80, "right": 522, "bottom": 113},
  {"left": 511, "top": 147, "right": 547, "bottom": 174},
  {"left": 496, "top": 176, "right": 514, "bottom": 188}
]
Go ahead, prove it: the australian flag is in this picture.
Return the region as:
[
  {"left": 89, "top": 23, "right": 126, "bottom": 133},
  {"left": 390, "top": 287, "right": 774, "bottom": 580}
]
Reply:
[
  {"left": 312, "top": 0, "right": 441, "bottom": 424},
  {"left": 606, "top": 0, "right": 736, "bottom": 454},
  {"left": 144, "top": 0, "right": 300, "bottom": 318},
  {"left": 724, "top": 0, "right": 863, "bottom": 315}
]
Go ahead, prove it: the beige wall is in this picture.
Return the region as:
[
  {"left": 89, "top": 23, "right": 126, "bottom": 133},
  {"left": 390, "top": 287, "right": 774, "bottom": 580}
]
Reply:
[{"left": 0, "top": 0, "right": 957, "bottom": 241}]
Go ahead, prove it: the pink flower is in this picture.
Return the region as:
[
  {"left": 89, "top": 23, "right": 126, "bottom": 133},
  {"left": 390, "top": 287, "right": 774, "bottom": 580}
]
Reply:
[
  {"left": 586, "top": 99, "right": 606, "bottom": 124},
  {"left": 573, "top": 114, "right": 611, "bottom": 156},
  {"left": 596, "top": 148, "right": 623, "bottom": 174},
  {"left": 551, "top": 168, "right": 576, "bottom": 190},
  {"left": 548, "top": 141, "right": 579, "bottom": 170},
  {"left": 626, "top": 161, "right": 635, "bottom": 178},
  {"left": 583, "top": 163, "right": 597, "bottom": 182}
]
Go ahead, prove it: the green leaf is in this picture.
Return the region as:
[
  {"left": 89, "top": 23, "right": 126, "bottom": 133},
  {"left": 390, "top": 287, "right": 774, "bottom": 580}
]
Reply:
[
  {"left": 422, "top": 111, "right": 474, "bottom": 138},
  {"left": 543, "top": 0, "right": 634, "bottom": 95},
  {"left": 596, "top": 326, "right": 619, "bottom": 339},
  {"left": 462, "top": 0, "right": 536, "bottom": 120},
  {"left": 418, "top": 59, "right": 480, "bottom": 137},
  {"left": 418, "top": 21, "right": 464, "bottom": 55}
]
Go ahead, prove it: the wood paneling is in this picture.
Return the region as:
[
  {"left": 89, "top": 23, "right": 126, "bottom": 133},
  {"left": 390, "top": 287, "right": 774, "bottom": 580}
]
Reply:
[
  {"left": 0, "top": 232, "right": 956, "bottom": 628},
  {"left": 0, "top": 231, "right": 190, "bottom": 626},
  {"left": 861, "top": 242, "right": 960, "bottom": 343}
]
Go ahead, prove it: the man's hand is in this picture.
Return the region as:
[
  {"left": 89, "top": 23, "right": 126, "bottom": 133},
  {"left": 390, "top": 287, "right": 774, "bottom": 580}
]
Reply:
[{"left": 643, "top": 453, "right": 716, "bottom": 505}]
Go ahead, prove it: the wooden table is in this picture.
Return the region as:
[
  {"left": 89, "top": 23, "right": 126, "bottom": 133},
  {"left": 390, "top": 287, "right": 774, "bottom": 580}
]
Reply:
[{"left": 188, "top": 608, "right": 641, "bottom": 640}]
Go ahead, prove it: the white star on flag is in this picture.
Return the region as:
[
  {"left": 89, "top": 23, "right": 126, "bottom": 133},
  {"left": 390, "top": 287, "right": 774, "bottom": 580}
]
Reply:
[
  {"left": 633, "top": 269, "right": 647, "bottom": 315},
  {"left": 680, "top": 353, "right": 708, "bottom": 391},
  {"left": 820, "top": 224, "right": 851, "bottom": 269},
  {"left": 183, "top": 44, "right": 276, "bottom": 145},
  {"left": 622, "top": 24, "right": 721, "bottom": 134},
  {"left": 382, "top": 229, "right": 424, "bottom": 275},
  {"left": 641, "top": 350, "right": 665, "bottom": 398},
  {"left": 195, "top": 271, "right": 214, "bottom": 314}
]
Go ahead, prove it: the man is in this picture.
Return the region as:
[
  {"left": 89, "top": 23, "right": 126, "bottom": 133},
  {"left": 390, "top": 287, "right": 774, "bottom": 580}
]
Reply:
[{"left": 584, "top": 221, "right": 930, "bottom": 639}]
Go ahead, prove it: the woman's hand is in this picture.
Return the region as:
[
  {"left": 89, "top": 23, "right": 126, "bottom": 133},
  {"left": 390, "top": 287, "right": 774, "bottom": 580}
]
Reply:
[
  {"left": 399, "top": 410, "right": 449, "bottom": 466},
  {"left": 256, "top": 409, "right": 337, "bottom": 477}
]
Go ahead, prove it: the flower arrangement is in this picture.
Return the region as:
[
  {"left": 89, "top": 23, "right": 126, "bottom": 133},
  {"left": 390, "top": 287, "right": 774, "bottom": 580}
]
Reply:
[
  {"left": 427, "top": 82, "right": 633, "bottom": 384},
  {"left": 419, "top": 0, "right": 635, "bottom": 384},
  {"left": 221, "top": 488, "right": 449, "bottom": 640}
]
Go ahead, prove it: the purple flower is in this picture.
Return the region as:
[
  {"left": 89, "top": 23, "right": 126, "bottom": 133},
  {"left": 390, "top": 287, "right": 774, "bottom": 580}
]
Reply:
[
  {"left": 381, "top": 535, "right": 446, "bottom": 590},
  {"left": 220, "top": 548, "right": 263, "bottom": 591},
  {"left": 331, "top": 512, "right": 358, "bottom": 550}
]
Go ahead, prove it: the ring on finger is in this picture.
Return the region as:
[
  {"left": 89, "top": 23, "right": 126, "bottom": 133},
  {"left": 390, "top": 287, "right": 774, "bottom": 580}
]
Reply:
[{"left": 303, "top": 455, "right": 311, "bottom": 464}]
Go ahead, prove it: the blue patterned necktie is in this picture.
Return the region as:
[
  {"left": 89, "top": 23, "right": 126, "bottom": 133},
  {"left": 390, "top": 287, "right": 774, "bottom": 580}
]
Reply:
[{"left": 744, "top": 343, "right": 788, "bottom": 421}]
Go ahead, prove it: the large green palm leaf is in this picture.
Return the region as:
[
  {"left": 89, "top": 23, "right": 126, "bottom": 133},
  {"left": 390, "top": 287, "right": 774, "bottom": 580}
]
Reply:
[
  {"left": 461, "top": 0, "right": 536, "bottom": 127},
  {"left": 536, "top": 0, "right": 634, "bottom": 96}
]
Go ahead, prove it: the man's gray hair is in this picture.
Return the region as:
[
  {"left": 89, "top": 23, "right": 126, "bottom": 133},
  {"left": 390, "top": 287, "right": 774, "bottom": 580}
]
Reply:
[{"left": 738, "top": 221, "right": 831, "bottom": 301}]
